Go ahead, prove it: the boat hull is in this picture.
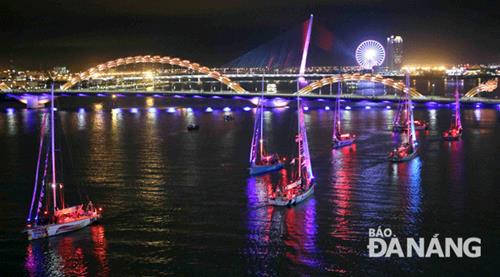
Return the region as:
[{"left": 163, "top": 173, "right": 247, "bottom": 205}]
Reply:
[
  {"left": 26, "top": 215, "right": 100, "bottom": 240},
  {"left": 249, "top": 163, "right": 284, "bottom": 176},
  {"left": 332, "top": 138, "right": 355, "bottom": 149},
  {"left": 268, "top": 185, "right": 314, "bottom": 206},
  {"left": 389, "top": 150, "right": 418, "bottom": 162}
]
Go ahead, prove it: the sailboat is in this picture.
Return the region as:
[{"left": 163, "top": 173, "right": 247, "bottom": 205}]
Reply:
[
  {"left": 389, "top": 74, "right": 419, "bottom": 162},
  {"left": 392, "top": 85, "right": 428, "bottom": 132},
  {"left": 25, "top": 84, "right": 102, "bottom": 240},
  {"left": 442, "top": 82, "right": 463, "bottom": 141},
  {"left": 249, "top": 77, "right": 284, "bottom": 176},
  {"left": 269, "top": 97, "right": 315, "bottom": 206},
  {"left": 332, "top": 81, "right": 355, "bottom": 148}
]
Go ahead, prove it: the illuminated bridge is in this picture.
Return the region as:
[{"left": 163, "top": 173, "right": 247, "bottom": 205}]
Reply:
[{"left": 1, "top": 55, "right": 499, "bottom": 107}]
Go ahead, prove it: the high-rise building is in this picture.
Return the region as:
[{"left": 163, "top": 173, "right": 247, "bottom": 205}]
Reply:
[{"left": 386, "top": 35, "right": 403, "bottom": 71}]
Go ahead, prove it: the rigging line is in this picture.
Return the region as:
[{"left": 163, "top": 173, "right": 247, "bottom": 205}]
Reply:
[{"left": 28, "top": 113, "right": 48, "bottom": 222}]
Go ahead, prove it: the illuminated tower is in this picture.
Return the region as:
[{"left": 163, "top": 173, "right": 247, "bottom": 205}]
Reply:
[{"left": 386, "top": 35, "right": 403, "bottom": 71}]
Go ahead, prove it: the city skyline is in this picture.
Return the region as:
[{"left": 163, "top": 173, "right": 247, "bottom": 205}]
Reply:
[{"left": 1, "top": 0, "right": 499, "bottom": 70}]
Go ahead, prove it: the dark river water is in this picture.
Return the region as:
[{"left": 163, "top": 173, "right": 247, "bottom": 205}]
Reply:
[{"left": 0, "top": 96, "right": 499, "bottom": 276}]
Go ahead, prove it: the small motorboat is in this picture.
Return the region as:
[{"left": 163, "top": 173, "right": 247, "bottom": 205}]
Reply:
[{"left": 187, "top": 124, "right": 200, "bottom": 131}]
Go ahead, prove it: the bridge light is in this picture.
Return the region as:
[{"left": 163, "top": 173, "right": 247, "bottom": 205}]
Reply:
[
  {"left": 130, "top": 108, "right": 138, "bottom": 113},
  {"left": 303, "top": 106, "right": 309, "bottom": 111},
  {"left": 345, "top": 106, "right": 351, "bottom": 110},
  {"left": 223, "top": 107, "right": 231, "bottom": 112},
  {"left": 167, "top": 107, "right": 176, "bottom": 113},
  {"left": 78, "top": 108, "right": 85, "bottom": 113},
  {"left": 148, "top": 107, "right": 157, "bottom": 113},
  {"left": 243, "top": 106, "right": 251, "bottom": 111},
  {"left": 186, "top": 107, "right": 193, "bottom": 112},
  {"left": 386, "top": 105, "right": 391, "bottom": 109},
  {"left": 6, "top": 108, "right": 14, "bottom": 115},
  {"left": 205, "top": 107, "right": 213, "bottom": 112},
  {"left": 324, "top": 106, "right": 330, "bottom": 110},
  {"left": 365, "top": 106, "right": 371, "bottom": 110}
]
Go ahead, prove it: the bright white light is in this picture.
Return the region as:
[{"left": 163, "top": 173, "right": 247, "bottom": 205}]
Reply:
[
  {"left": 355, "top": 40, "right": 386, "bottom": 69},
  {"left": 345, "top": 106, "right": 351, "bottom": 110},
  {"left": 303, "top": 106, "right": 309, "bottom": 111},
  {"left": 186, "top": 107, "right": 193, "bottom": 112},
  {"left": 223, "top": 107, "right": 231, "bottom": 112},
  {"left": 130, "top": 108, "right": 138, "bottom": 113},
  {"left": 364, "top": 49, "right": 376, "bottom": 60},
  {"left": 243, "top": 106, "right": 251, "bottom": 111},
  {"left": 386, "top": 105, "right": 391, "bottom": 109},
  {"left": 205, "top": 107, "right": 213, "bottom": 112},
  {"left": 324, "top": 106, "right": 330, "bottom": 110},
  {"left": 167, "top": 107, "right": 176, "bottom": 113},
  {"left": 365, "top": 106, "right": 371, "bottom": 110},
  {"left": 148, "top": 107, "right": 157, "bottom": 113}
]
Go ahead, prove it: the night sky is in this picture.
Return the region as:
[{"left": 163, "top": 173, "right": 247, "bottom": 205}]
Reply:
[{"left": 1, "top": 0, "right": 498, "bottom": 71}]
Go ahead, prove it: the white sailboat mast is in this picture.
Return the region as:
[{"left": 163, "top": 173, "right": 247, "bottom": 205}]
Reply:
[
  {"left": 50, "top": 83, "right": 57, "bottom": 212},
  {"left": 259, "top": 75, "right": 264, "bottom": 160},
  {"left": 297, "top": 97, "right": 302, "bottom": 179}
]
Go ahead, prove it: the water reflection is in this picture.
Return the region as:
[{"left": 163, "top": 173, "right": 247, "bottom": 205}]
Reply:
[
  {"left": 25, "top": 225, "right": 108, "bottom": 276},
  {"left": 390, "top": 157, "right": 422, "bottom": 230},
  {"left": 246, "top": 175, "right": 321, "bottom": 274}
]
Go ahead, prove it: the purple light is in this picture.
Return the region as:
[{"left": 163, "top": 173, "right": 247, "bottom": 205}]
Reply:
[
  {"left": 97, "top": 93, "right": 105, "bottom": 97},
  {"left": 212, "top": 96, "right": 221, "bottom": 99},
  {"left": 148, "top": 107, "right": 157, "bottom": 113},
  {"left": 167, "top": 107, "right": 176, "bottom": 113},
  {"left": 77, "top": 93, "right": 87, "bottom": 97},
  {"left": 386, "top": 105, "right": 391, "bottom": 109},
  {"left": 365, "top": 106, "right": 371, "bottom": 110},
  {"left": 186, "top": 107, "right": 193, "bottom": 112},
  {"left": 78, "top": 108, "right": 85, "bottom": 113},
  {"left": 205, "top": 107, "right": 213, "bottom": 112},
  {"left": 112, "top": 108, "right": 121, "bottom": 113},
  {"left": 298, "top": 14, "right": 314, "bottom": 82},
  {"left": 130, "top": 108, "right": 138, "bottom": 113},
  {"left": 223, "top": 107, "right": 231, "bottom": 112},
  {"left": 303, "top": 106, "right": 309, "bottom": 111},
  {"left": 6, "top": 108, "right": 14, "bottom": 114},
  {"left": 475, "top": 104, "right": 481, "bottom": 108},
  {"left": 345, "top": 106, "right": 351, "bottom": 110},
  {"left": 243, "top": 106, "right": 252, "bottom": 111},
  {"left": 173, "top": 95, "right": 183, "bottom": 98},
  {"left": 324, "top": 106, "right": 330, "bottom": 110}
]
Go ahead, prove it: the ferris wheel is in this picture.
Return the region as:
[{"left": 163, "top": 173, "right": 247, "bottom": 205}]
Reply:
[{"left": 355, "top": 40, "right": 386, "bottom": 69}]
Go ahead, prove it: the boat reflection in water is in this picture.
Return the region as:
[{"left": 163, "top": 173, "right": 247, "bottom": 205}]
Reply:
[
  {"left": 246, "top": 173, "right": 321, "bottom": 275},
  {"left": 24, "top": 225, "right": 108, "bottom": 276}
]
